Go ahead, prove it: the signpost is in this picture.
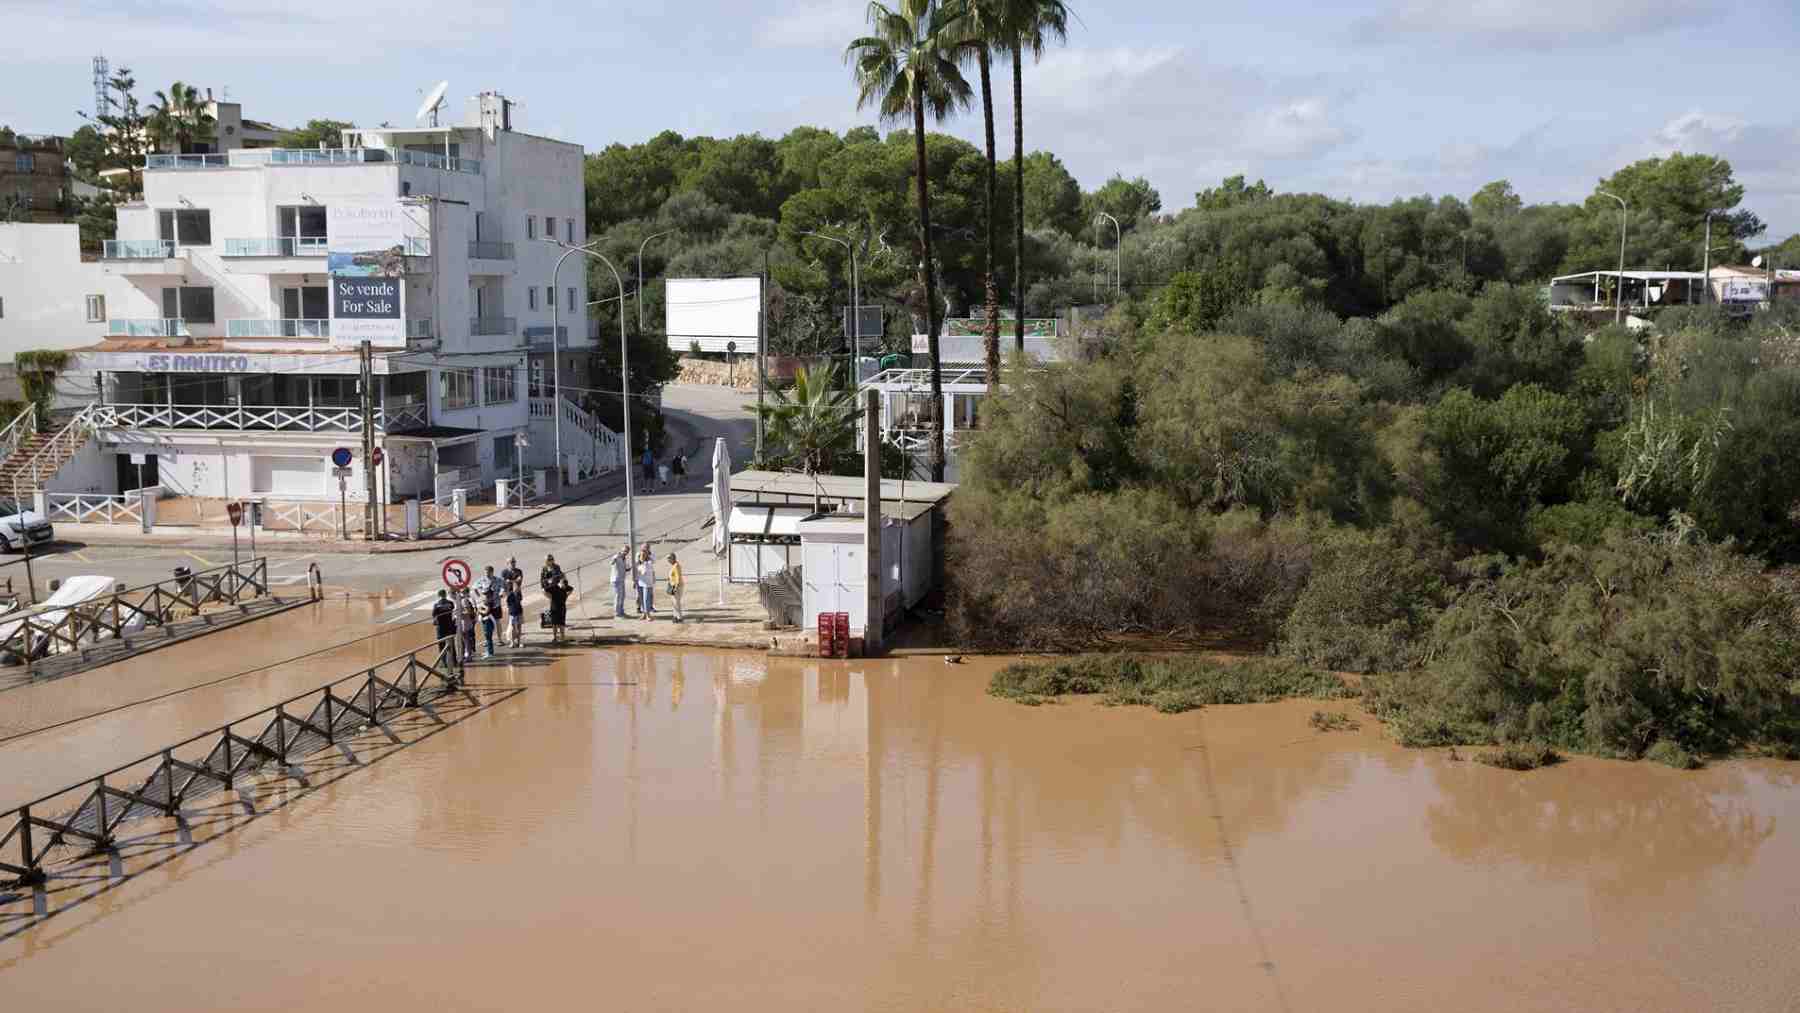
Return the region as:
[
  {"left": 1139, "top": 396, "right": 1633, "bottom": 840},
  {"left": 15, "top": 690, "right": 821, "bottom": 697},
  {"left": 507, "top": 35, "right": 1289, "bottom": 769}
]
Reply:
[
  {"left": 441, "top": 558, "right": 473, "bottom": 591},
  {"left": 332, "top": 448, "right": 354, "bottom": 539},
  {"left": 514, "top": 433, "right": 528, "bottom": 504},
  {"left": 226, "top": 500, "right": 243, "bottom": 567}
]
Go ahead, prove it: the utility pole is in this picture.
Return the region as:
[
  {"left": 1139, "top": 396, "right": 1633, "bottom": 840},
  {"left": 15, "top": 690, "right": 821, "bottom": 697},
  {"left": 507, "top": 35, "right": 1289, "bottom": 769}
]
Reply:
[
  {"left": 637, "top": 228, "right": 673, "bottom": 335},
  {"left": 863, "top": 387, "right": 883, "bottom": 656},
  {"left": 757, "top": 248, "right": 768, "bottom": 460},
  {"left": 359, "top": 340, "right": 376, "bottom": 540},
  {"left": 1598, "top": 190, "right": 1628, "bottom": 326},
  {"left": 1703, "top": 212, "right": 1714, "bottom": 306}
]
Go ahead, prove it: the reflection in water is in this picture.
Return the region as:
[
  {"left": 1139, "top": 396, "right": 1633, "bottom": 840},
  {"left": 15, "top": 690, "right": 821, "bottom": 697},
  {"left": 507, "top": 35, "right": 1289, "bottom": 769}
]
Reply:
[{"left": 4, "top": 649, "right": 1799, "bottom": 1012}]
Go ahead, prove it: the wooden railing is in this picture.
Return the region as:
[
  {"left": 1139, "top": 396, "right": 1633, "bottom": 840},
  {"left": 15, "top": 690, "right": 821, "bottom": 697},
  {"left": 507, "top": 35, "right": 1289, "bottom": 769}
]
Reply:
[
  {"left": 92, "top": 402, "right": 428, "bottom": 434},
  {"left": 0, "top": 557, "right": 270, "bottom": 665}
]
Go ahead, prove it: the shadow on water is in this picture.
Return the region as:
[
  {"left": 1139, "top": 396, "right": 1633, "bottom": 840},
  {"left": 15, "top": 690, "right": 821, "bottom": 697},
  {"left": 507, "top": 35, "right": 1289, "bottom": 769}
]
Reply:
[{"left": 0, "top": 685, "right": 524, "bottom": 964}]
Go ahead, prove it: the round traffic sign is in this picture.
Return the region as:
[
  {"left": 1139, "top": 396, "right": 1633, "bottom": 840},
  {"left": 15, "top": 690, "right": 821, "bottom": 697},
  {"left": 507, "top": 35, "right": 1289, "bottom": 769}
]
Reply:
[
  {"left": 226, "top": 501, "right": 243, "bottom": 526},
  {"left": 371, "top": 446, "right": 385, "bottom": 467},
  {"left": 441, "top": 558, "right": 472, "bottom": 590},
  {"left": 331, "top": 447, "right": 354, "bottom": 468}
]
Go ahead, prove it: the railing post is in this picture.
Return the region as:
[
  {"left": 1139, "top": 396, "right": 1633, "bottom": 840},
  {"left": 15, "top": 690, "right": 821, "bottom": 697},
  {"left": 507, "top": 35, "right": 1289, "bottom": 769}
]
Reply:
[
  {"left": 222, "top": 729, "right": 234, "bottom": 788},
  {"left": 323, "top": 693, "right": 335, "bottom": 744},
  {"left": 162, "top": 748, "right": 181, "bottom": 810},
  {"left": 93, "top": 776, "right": 110, "bottom": 843},
  {"left": 18, "top": 805, "right": 37, "bottom": 880},
  {"left": 274, "top": 705, "right": 288, "bottom": 766}
]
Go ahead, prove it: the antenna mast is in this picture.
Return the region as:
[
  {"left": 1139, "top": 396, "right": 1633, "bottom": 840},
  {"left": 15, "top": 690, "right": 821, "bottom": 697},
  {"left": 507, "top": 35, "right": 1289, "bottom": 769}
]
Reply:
[{"left": 92, "top": 54, "right": 112, "bottom": 119}]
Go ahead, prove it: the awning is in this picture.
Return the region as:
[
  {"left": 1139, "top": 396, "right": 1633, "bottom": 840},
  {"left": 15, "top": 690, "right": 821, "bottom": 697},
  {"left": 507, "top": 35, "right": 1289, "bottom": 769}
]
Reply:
[{"left": 728, "top": 504, "right": 812, "bottom": 540}]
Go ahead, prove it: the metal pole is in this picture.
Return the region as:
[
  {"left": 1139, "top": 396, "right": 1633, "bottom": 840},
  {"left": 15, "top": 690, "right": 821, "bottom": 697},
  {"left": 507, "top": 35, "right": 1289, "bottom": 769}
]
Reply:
[
  {"left": 637, "top": 229, "right": 673, "bottom": 336},
  {"left": 15, "top": 477, "right": 35, "bottom": 604},
  {"left": 554, "top": 242, "right": 638, "bottom": 555},
  {"left": 863, "top": 387, "right": 883, "bottom": 656},
  {"left": 359, "top": 339, "right": 376, "bottom": 539},
  {"left": 1598, "top": 190, "right": 1627, "bottom": 326},
  {"left": 757, "top": 248, "right": 768, "bottom": 459},
  {"left": 1096, "top": 212, "right": 1122, "bottom": 299},
  {"left": 800, "top": 230, "right": 857, "bottom": 380},
  {"left": 1703, "top": 213, "right": 1713, "bottom": 306},
  {"left": 550, "top": 248, "right": 569, "bottom": 490}
]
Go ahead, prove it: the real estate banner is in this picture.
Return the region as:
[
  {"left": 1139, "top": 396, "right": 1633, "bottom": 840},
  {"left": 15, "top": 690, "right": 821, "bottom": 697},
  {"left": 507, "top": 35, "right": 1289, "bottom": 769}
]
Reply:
[{"left": 328, "top": 201, "right": 422, "bottom": 346}]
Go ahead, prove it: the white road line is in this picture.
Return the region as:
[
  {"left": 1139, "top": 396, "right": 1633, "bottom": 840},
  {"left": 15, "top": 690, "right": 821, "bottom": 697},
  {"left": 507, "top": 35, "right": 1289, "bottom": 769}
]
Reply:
[{"left": 388, "top": 589, "right": 441, "bottom": 610}]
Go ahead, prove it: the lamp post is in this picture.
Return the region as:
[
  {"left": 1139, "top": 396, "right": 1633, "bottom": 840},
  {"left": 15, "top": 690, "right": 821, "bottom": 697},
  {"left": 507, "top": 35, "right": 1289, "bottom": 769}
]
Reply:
[
  {"left": 1597, "top": 190, "right": 1628, "bottom": 325},
  {"left": 1095, "top": 212, "right": 1122, "bottom": 299},
  {"left": 549, "top": 239, "right": 637, "bottom": 555},
  {"left": 1703, "top": 211, "right": 1715, "bottom": 306},
  {"left": 800, "top": 229, "right": 859, "bottom": 376},
  {"left": 636, "top": 228, "right": 674, "bottom": 335}
]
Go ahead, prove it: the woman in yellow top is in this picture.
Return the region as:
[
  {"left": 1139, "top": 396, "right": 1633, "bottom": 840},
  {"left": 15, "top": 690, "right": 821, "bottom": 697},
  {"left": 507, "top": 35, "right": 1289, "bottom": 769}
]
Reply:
[{"left": 666, "top": 552, "right": 685, "bottom": 624}]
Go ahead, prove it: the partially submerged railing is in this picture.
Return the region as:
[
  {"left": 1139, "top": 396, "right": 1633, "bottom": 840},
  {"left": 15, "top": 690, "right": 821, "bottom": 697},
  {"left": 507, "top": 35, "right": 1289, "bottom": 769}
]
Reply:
[
  {"left": 0, "top": 557, "right": 271, "bottom": 663},
  {"left": 0, "top": 640, "right": 463, "bottom": 888}
]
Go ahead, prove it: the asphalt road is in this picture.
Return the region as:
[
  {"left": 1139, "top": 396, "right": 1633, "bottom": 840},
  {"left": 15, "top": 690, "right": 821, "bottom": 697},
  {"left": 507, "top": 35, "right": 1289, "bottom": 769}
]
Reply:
[{"left": 0, "top": 384, "right": 758, "bottom": 603}]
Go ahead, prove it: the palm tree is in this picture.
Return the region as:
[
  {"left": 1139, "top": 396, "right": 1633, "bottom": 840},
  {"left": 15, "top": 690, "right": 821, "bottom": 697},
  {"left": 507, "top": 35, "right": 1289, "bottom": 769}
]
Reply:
[
  {"left": 955, "top": 1, "right": 1009, "bottom": 390},
  {"left": 757, "top": 363, "right": 858, "bottom": 484},
  {"left": 848, "top": 0, "right": 973, "bottom": 484},
  {"left": 1004, "top": 0, "right": 1070, "bottom": 354},
  {"left": 148, "top": 82, "right": 215, "bottom": 154}
]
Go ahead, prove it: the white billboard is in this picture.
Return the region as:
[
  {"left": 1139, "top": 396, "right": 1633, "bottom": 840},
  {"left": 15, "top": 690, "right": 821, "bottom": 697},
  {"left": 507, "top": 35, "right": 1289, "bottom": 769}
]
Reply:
[
  {"left": 328, "top": 201, "right": 425, "bottom": 347},
  {"left": 666, "top": 277, "right": 761, "bottom": 354},
  {"left": 1720, "top": 278, "right": 1768, "bottom": 303}
]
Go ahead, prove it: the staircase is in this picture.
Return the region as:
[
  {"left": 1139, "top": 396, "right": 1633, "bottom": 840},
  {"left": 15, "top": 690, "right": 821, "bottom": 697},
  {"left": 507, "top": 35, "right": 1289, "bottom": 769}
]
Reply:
[
  {"left": 528, "top": 396, "right": 623, "bottom": 481},
  {"left": 0, "top": 405, "right": 97, "bottom": 498}
]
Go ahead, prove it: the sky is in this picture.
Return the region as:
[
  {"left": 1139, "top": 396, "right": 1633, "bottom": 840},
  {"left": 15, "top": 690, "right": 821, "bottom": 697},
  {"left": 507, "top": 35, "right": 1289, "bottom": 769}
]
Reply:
[{"left": 5, "top": 0, "right": 1798, "bottom": 241}]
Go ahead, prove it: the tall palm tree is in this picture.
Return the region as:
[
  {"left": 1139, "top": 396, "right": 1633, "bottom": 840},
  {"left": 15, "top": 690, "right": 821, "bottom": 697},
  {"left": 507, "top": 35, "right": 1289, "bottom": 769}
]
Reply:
[
  {"left": 757, "top": 363, "right": 858, "bottom": 481},
  {"left": 1005, "top": 0, "right": 1070, "bottom": 354},
  {"left": 955, "top": 1, "right": 1009, "bottom": 390},
  {"left": 148, "top": 82, "right": 215, "bottom": 154},
  {"left": 847, "top": 0, "right": 973, "bottom": 483}
]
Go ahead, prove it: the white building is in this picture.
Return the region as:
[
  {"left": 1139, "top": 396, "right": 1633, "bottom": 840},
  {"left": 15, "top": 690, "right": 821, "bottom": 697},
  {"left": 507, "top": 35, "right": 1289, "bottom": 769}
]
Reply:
[
  {"left": 0, "top": 90, "right": 620, "bottom": 521},
  {"left": 0, "top": 223, "right": 109, "bottom": 362}
]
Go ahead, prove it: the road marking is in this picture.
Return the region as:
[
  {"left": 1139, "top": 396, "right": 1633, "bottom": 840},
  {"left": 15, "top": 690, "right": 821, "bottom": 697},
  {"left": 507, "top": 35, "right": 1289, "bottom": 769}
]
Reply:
[
  {"left": 71, "top": 550, "right": 92, "bottom": 563},
  {"left": 388, "top": 589, "right": 440, "bottom": 610},
  {"left": 184, "top": 551, "right": 215, "bottom": 567}
]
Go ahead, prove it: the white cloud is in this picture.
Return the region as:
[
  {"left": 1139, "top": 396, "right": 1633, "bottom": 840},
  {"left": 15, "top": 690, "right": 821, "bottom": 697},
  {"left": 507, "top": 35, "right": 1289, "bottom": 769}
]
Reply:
[
  {"left": 753, "top": 0, "right": 870, "bottom": 49},
  {"left": 1351, "top": 0, "right": 1725, "bottom": 46}
]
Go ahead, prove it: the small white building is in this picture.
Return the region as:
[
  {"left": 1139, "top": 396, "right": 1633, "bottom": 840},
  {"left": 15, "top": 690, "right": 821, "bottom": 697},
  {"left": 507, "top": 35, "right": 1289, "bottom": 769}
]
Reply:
[{"left": 0, "top": 89, "right": 623, "bottom": 521}]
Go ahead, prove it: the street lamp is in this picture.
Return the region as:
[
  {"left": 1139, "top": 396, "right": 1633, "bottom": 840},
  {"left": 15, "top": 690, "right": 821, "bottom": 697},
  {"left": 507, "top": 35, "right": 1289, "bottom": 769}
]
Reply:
[
  {"left": 547, "top": 238, "right": 638, "bottom": 555},
  {"left": 1597, "top": 190, "right": 1628, "bottom": 325},
  {"left": 1702, "top": 211, "right": 1716, "bottom": 306},
  {"left": 799, "top": 229, "right": 859, "bottom": 376},
  {"left": 1095, "top": 212, "right": 1122, "bottom": 299},
  {"left": 636, "top": 228, "right": 674, "bottom": 335}
]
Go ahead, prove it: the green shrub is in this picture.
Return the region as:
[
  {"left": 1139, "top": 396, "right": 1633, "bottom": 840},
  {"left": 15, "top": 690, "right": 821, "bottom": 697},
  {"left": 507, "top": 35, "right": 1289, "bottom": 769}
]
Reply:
[
  {"left": 1475, "top": 742, "right": 1561, "bottom": 770},
  {"left": 1309, "top": 710, "right": 1360, "bottom": 732},
  {"left": 1644, "top": 739, "right": 1703, "bottom": 769},
  {"left": 1526, "top": 500, "right": 1654, "bottom": 549},
  {"left": 989, "top": 655, "right": 1349, "bottom": 714},
  {"left": 1278, "top": 525, "right": 1449, "bottom": 672}
]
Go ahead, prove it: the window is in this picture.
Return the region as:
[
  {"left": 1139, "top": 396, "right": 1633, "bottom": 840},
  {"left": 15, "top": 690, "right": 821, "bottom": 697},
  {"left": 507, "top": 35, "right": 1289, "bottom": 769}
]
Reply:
[
  {"left": 440, "top": 368, "right": 477, "bottom": 410},
  {"left": 160, "top": 286, "right": 215, "bottom": 324},
  {"left": 545, "top": 216, "right": 556, "bottom": 241},
  {"left": 494, "top": 434, "right": 515, "bottom": 470},
  {"left": 481, "top": 366, "right": 516, "bottom": 405},
  {"left": 85, "top": 295, "right": 105, "bottom": 322},
  {"left": 527, "top": 287, "right": 537, "bottom": 311},
  {"left": 566, "top": 219, "right": 574, "bottom": 243},
  {"left": 278, "top": 205, "right": 328, "bottom": 250},
  {"left": 156, "top": 208, "right": 212, "bottom": 246},
  {"left": 568, "top": 286, "right": 576, "bottom": 312},
  {"left": 546, "top": 285, "right": 556, "bottom": 309},
  {"left": 401, "top": 181, "right": 412, "bottom": 197},
  {"left": 526, "top": 216, "right": 536, "bottom": 240},
  {"left": 14, "top": 153, "right": 33, "bottom": 173}
]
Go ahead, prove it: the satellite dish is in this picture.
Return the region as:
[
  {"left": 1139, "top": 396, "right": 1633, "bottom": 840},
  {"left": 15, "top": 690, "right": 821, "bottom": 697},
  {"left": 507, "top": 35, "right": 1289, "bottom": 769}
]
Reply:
[
  {"left": 416, "top": 81, "right": 449, "bottom": 126},
  {"left": 1751, "top": 255, "right": 1764, "bottom": 269}
]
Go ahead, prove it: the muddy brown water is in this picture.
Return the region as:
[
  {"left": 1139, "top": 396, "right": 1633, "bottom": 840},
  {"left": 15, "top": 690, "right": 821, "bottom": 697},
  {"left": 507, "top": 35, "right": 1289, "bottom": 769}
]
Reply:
[{"left": 4, "top": 645, "right": 1800, "bottom": 1011}]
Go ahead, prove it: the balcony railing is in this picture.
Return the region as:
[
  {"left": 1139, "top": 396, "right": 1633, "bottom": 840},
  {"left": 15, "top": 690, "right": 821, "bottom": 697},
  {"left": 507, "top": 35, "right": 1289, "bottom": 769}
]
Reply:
[
  {"left": 92, "top": 402, "right": 429, "bottom": 434},
  {"left": 227, "top": 318, "right": 330, "bottom": 339},
  {"left": 470, "top": 316, "right": 516, "bottom": 336},
  {"left": 469, "top": 240, "right": 515, "bottom": 260},
  {"left": 147, "top": 148, "right": 481, "bottom": 175},
  {"left": 222, "top": 236, "right": 327, "bottom": 257},
  {"left": 407, "top": 318, "right": 434, "bottom": 339},
  {"left": 102, "top": 239, "right": 177, "bottom": 259},
  {"left": 108, "top": 319, "right": 191, "bottom": 337}
]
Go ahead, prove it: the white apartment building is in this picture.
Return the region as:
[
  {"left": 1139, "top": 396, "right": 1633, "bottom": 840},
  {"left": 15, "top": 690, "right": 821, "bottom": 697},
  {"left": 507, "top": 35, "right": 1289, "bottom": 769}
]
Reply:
[{"left": 1, "top": 91, "right": 620, "bottom": 517}]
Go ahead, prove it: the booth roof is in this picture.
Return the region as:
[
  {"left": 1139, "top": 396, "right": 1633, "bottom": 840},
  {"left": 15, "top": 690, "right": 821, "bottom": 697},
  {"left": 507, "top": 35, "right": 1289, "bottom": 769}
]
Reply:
[{"left": 726, "top": 469, "right": 956, "bottom": 509}]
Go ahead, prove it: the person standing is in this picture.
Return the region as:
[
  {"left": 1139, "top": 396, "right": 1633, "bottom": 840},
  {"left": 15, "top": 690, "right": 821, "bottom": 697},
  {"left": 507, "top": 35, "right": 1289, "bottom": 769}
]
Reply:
[
  {"left": 641, "top": 446, "right": 655, "bottom": 486},
  {"left": 666, "top": 552, "right": 685, "bottom": 623},
  {"left": 499, "top": 555, "right": 523, "bottom": 590},
  {"left": 671, "top": 451, "right": 687, "bottom": 488},
  {"left": 544, "top": 575, "right": 571, "bottom": 643},
  {"left": 431, "top": 589, "right": 457, "bottom": 664},
  {"left": 610, "top": 546, "right": 631, "bottom": 618},
  {"left": 505, "top": 576, "right": 524, "bottom": 648},
  {"left": 479, "top": 566, "right": 501, "bottom": 657},
  {"left": 540, "top": 553, "right": 563, "bottom": 592},
  {"left": 637, "top": 546, "right": 656, "bottom": 620},
  {"left": 456, "top": 591, "right": 478, "bottom": 662}
]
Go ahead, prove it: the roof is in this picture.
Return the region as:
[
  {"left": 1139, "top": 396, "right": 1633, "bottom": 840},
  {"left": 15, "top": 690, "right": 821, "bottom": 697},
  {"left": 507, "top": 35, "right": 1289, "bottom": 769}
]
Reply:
[
  {"left": 1551, "top": 270, "right": 1708, "bottom": 283},
  {"left": 726, "top": 468, "right": 955, "bottom": 513}
]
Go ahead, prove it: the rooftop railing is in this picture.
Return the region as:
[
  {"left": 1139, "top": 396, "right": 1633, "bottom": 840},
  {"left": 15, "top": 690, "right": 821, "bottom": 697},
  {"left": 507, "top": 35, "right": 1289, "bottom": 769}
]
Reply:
[
  {"left": 222, "top": 236, "right": 327, "bottom": 257},
  {"left": 101, "top": 239, "right": 176, "bottom": 260},
  {"left": 146, "top": 148, "right": 481, "bottom": 175}
]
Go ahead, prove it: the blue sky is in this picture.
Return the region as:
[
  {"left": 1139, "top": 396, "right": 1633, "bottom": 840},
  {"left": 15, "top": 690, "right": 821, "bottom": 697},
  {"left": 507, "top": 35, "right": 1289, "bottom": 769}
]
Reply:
[{"left": 6, "top": 0, "right": 1798, "bottom": 239}]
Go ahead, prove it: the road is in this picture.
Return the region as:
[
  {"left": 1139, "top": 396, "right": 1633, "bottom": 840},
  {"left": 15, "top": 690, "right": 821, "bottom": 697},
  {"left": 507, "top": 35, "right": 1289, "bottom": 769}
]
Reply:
[{"left": 0, "top": 384, "right": 758, "bottom": 603}]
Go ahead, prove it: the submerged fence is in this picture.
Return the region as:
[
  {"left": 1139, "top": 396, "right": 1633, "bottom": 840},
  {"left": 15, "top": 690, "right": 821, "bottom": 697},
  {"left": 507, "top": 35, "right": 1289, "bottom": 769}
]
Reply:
[
  {"left": 0, "top": 640, "right": 463, "bottom": 888},
  {"left": 0, "top": 558, "right": 273, "bottom": 663}
]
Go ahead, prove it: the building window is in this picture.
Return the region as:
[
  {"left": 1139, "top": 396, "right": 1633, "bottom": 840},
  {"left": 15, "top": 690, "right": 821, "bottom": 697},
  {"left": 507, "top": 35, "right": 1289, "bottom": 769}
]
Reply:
[
  {"left": 401, "top": 181, "right": 412, "bottom": 197},
  {"left": 545, "top": 216, "right": 556, "bottom": 241},
  {"left": 156, "top": 208, "right": 212, "bottom": 247},
  {"left": 481, "top": 366, "right": 516, "bottom": 405},
  {"left": 566, "top": 220, "right": 574, "bottom": 243},
  {"left": 527, "top": 287, "right": 537, "bottom": 311},
  {"left": 568, "top": 286, "right": 575, "bottom": 312},
  {"left": 526, "top": 216, "right": 536, "bottom": 240},
  {"left": 495, "top": 434, "right": 516, "bottom": 471},
  {"left": 0, "top": 296, "right": 5, "bottom": 318},
  {"left": 14, "top": 153, "right": 33, "bottom": 173},
  {"left": 85, "top": 295, "right": 105, "bottom": 322},
  {"left": 529, "top": 359, "right": 545, "bottom": 396},
  {"left": 440, "top": 368, "right": 477, "bottom": 410},
  {"left": 160, "top": 286, "right": 215, "bottom": 324},
  {"left": 546, "top": 285, "right": 556, "bottom": 309}
]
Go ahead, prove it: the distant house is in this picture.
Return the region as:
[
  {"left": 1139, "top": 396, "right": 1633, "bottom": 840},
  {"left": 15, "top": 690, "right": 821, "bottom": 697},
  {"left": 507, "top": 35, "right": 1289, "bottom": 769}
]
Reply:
[{"left": 0, "top": 133, "right": 70, "bottom": 223}]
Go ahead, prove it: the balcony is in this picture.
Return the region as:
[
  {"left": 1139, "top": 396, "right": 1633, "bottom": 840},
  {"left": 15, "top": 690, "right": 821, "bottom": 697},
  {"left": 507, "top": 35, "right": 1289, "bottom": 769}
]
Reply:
[
  {"left": 101, "top": 239, "right": 184, "bottom": 276},
  {"left": 222, "top": 237, "right": 327, "bottom": 257},
  {"left": 227, "top": 319, "right": 330, "bottom": 339},
  {"left": 92, "top": 402, "right": 429, "bottom": 434},
  {"left": 145, "top": 148, "right": 482, "bottom": 175},
  {"left": 407, "top": 318, "right": 434, "bottom": 339},
  {"left": 108, "top": 319, "right": 191, "bottom": 338},
  {"left": 470, "top": 316, "right": 516, "bottom": 336},
  {"left": 469, "top": 240, "right": 514, "bottom": 260}
]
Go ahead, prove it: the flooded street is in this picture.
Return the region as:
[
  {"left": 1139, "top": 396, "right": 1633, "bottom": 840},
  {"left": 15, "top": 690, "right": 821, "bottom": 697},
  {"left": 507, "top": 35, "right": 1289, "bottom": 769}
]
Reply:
[{"left": 5, "top": 646, "right": 1800, "bottom": 1011}]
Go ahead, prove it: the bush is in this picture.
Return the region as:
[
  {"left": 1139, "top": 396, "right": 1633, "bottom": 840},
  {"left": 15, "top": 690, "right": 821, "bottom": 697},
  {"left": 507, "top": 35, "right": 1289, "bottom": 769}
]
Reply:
[
  {"left": 1278, "top": 525, "right": 1450, "bottom": 672},
  {"left": 989, "top": 654, "right": 1350, "bottom": 714},
  {"left": 1526, "top": 500, "right": 1653, "bottom": 549},
  {"left": 1309, "top": 710, "right": 1360, "bottom": 732},
  {"left": 1644, "top": 739, "right": 1703, "bottom": 770},
  {"left": 1475, "top": 742, "right": 1561, "bottom": 770}
]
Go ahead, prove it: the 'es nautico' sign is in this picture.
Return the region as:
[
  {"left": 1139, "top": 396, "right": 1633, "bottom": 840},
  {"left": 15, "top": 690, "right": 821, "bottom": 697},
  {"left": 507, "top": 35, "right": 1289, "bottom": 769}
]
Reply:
[{"left": 143, "top": 354, "right": 252, "bottom": 372}]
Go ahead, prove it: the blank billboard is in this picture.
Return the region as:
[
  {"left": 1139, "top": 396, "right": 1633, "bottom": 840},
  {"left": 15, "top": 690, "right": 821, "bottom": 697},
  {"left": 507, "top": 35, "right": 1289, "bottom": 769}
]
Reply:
[{"left": 666, "top": 277, "right": 762, "bottom": 353}]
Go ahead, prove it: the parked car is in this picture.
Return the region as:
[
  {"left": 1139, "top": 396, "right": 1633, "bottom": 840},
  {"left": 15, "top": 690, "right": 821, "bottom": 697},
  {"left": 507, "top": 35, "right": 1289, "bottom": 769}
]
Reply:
[{"left": 0, "top": 497, "right": 54, "bottom": 553}]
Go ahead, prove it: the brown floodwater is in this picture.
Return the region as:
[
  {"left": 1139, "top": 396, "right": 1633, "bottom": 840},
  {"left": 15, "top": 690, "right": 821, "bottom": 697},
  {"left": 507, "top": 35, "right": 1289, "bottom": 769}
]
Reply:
[{"left": 4, "top": 646, "right": 1800, "bottom": 1011}]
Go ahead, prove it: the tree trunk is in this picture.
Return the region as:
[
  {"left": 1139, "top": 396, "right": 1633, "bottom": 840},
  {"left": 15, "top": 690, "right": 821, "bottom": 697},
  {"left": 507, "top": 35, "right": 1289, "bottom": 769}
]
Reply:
[
  {"left": 978, "top": 48, "right": 1001, "bottom": 391},
  {"left": 913, "top": 85, "right": 946, "bottom": 484},
  {"left": 1012, "top": 42, "right": 1027, "bottom": 356}
]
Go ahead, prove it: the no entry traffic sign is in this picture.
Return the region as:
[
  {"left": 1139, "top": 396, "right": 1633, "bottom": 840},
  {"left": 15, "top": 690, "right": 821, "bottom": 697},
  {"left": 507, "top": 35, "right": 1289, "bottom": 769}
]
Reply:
[{"left": 442, "top": 558, "right": 473, "bottom": 591}]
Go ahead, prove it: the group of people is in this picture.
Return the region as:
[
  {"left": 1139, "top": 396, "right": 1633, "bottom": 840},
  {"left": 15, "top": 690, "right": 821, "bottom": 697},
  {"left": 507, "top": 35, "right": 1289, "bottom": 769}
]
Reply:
[
  {"left": 642, "top": 446, "right": 689, "bottom": 490},
  {"left": 432, "top": 553, "right": 578, "bottom": 659},
  {"left": 431, "top": 545, "right": 687, "bottom": 660},
  {"left": 610, "top": 544, "right": 685, "bottom": 623}
]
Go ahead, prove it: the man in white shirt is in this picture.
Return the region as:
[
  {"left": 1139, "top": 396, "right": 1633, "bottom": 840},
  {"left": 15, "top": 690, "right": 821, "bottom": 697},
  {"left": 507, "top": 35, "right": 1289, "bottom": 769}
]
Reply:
[{"left": 610, "top": 546, "right": 631, "bottom": 618}]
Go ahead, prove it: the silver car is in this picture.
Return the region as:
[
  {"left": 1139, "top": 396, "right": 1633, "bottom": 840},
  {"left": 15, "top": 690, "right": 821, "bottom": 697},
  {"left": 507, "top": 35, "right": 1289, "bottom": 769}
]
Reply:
[{"left": 0, "top": 497, "right": 54, "bottom": 553}]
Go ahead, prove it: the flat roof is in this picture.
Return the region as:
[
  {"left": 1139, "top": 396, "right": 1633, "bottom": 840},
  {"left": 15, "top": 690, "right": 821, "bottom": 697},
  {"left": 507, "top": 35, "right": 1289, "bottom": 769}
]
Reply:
[
  {"left": 727, "top": 469, "right": 955, "bottom": 513},
  {"left": 1551, "top": 270, "right": 1708, "bottom": 283}
]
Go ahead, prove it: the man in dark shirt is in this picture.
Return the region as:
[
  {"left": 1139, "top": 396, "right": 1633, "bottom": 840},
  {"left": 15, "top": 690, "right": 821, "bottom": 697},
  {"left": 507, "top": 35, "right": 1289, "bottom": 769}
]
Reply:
[
  {"left": 431, "top": 590, "right": 457, "bottom": 664},
  {"left": 540, "top": 553, "right": 564, "bottom": 591},
  {"left": 499, "top": 555, "right": 523, "bottom": 590}
]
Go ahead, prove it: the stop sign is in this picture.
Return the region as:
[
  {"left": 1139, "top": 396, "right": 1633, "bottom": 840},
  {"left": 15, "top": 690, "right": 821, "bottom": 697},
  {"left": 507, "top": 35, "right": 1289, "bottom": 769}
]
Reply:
[{"left": 227, "top": 501, "right": 243, "bottom": 527}]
